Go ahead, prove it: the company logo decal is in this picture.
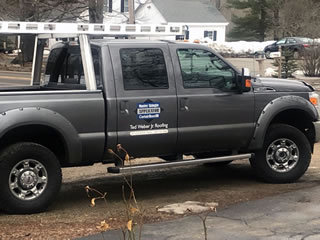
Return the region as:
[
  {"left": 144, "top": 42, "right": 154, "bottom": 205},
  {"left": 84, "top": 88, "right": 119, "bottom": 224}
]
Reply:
[{"left": 136, "top": 99, "right": 163, "bottom": 122}]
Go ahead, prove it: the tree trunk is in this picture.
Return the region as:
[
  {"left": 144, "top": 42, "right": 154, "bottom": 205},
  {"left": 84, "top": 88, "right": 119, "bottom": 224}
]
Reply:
[
  {"left": 11, "top": 0, "right": 36, "bottom": 64},
  {"left": 11, "top": 35, "right": 35, "bottom": 65},
  {"left": 89, "top": 0, "right": 104, "bottom": 23},
  {"left": 259, "top": 0, "right": 267, "bottom": 42},
  {"left": 273, "top": 8, "right": 280, "bottom": 40},
  {"left": 215, "top": 0, "right": 221, "bottom": 10}
]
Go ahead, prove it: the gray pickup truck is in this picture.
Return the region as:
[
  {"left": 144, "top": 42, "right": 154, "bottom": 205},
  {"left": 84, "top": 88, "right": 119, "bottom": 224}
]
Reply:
[{"left": 0, "top": 38, "right": 319, "bottom": 214}]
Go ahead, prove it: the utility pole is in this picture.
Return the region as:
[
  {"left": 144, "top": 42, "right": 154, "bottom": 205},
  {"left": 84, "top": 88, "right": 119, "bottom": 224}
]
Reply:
[{"left": 128, "top": 0, "right": 135, "bottom": 24}]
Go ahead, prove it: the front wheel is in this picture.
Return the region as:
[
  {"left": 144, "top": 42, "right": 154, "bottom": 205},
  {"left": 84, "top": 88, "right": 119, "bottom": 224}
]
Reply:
[
  {"left": 0, "top": 142, "right": 62, "bottom": 214},
  {"left": 250, "top": 124, "right": 311, "bottom": 183},
  {"left": 265, "top": 50, "right": 271, "bottom": 59}
]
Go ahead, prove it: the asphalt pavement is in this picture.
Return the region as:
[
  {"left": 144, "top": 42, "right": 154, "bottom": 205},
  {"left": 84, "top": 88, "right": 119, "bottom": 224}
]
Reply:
[
  {"left": 79, "top": 185, "right": 320, "bottom": 240},
  {"left": 0, "top": 71, "right": 31, "bottom": 86}
]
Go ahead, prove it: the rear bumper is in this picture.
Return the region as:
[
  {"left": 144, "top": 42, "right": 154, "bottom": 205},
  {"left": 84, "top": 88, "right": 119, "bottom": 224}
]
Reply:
[{"left": 314, "top": 121, "right": 320, "bottom": 143}]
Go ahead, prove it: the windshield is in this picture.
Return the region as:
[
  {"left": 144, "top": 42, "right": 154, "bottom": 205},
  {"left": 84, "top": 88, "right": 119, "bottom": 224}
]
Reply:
[{"left": 276, "top": 39, "right": 286, "bottom": 45}]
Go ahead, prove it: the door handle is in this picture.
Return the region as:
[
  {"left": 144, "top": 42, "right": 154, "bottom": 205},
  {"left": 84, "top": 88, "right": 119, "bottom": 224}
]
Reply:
[
  {"left": 120, "top": 101, "right": 129, "bottom": 115},
  {"left": 180, "top": 98, "right": 189, "bottom": 111}
]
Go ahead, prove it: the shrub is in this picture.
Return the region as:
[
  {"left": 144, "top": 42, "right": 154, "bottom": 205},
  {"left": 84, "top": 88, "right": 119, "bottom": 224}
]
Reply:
[
  {"left": 272, "top": 50, "right": 299, "bottom": 78},
  {"left": 301, "top": 44, "right": 320, "bottom": 77}
]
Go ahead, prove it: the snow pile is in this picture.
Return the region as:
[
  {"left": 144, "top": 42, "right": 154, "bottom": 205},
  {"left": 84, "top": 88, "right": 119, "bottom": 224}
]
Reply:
[
  {"left": 200, "top": 38, "right": 275, "bottom": 56},
  {"left": 264, "top": 67, "right": 276, "bottom": 77},
  {"left": 157, "top": 201, "right": 218, "bottom": 215}
]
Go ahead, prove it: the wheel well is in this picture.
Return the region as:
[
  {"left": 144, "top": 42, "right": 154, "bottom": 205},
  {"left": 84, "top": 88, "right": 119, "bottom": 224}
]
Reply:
[
  {"left": 0, "top": 125, "right": 68, "bottom": 166},
  {"left": 270, "top": 109, "right": 315, "bottom": 150}
]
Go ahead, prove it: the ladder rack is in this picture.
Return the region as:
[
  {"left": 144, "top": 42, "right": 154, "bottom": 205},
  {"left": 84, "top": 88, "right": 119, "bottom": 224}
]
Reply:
[
  {"left": 0, "top": 21, "right": 184, "bottom": 38},
  {"left": 0, "top": 21, "right": 185, "bottom": 92}
]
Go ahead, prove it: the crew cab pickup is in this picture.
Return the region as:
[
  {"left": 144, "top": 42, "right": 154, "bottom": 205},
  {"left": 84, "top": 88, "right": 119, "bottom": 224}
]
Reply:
[{"left": 0, "top": 37, "right": 319, "bottom": 214}]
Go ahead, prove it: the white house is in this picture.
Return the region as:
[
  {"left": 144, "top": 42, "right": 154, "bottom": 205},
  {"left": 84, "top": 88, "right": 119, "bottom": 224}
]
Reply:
[{"left": 101, "top": 0, "right": 229, "bottom": 42}]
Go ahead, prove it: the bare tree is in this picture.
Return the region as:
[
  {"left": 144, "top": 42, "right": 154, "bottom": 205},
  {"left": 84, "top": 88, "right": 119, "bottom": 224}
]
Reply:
[
  {"left": 278, "top": 0, "right": 320, "bottom": 38},
  {"left": 224, "top": 0, "right": 320, "bottom": 40},
  {"left": 0, "top": 0, "right": 88, "bottom": 63},
  {"left": 0, "top": 0, "right": 88, "bottom": 22},
  {"left": 267, "top": 0, "right": 284, "bottom": 40}
]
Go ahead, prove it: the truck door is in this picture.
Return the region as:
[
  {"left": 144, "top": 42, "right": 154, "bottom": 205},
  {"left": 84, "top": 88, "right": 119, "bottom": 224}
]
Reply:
[
  {"left": 109, "top": 44, "right": 177, "bottom": 157},
  {"left": 169, "top": 45, "right": 255, "bottom": 154}
]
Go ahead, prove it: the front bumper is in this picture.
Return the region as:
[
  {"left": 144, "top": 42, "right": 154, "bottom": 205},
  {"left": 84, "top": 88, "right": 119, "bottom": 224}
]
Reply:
[{"left": 314, "top": 121, "right": 320, "bottom": 143}]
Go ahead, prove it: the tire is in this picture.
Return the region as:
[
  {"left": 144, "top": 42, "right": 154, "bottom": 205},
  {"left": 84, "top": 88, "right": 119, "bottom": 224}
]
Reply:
[
  {"left": 265, "top": 50, "right": 271, "bottom": 59},
  {"left": 250, "top": 124, "right": 311, "bottom": 183},
  {"left": 0, "top": 142, "right": 62, "bottom": 214}
]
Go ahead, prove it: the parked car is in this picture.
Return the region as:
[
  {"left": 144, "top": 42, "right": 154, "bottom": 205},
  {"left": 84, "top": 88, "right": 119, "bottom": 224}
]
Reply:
[{"left": 264, "top": 37, "right": 313, "bottom": 59}]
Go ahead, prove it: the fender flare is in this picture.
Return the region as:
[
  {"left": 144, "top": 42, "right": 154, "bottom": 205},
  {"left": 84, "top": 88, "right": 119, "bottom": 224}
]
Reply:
[
  {"left": 0, "top": 107, "right": 81, "bottom": 164},
  {"left": 249, "top": 95, "right": 318, "bottom": 150}
]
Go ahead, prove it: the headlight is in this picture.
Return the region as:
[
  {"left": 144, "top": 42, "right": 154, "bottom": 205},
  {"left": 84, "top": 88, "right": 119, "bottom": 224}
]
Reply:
[{"left": 309, "top": 92, "right": 320, "bottom": 114}]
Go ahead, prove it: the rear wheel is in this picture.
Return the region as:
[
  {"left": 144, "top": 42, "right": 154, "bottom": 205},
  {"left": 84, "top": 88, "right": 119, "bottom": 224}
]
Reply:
[
  {"left": 265, "top": 50, "right": 271, "bottom": 59},
  {"left": 250, "top": 124, "right": 311, "bottom": 183},
  {"left": 0, "top": 142, "right": 62, "bottom": 214}
]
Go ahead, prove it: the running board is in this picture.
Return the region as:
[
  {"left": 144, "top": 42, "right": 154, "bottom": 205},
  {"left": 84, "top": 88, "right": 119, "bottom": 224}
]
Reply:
[{"left": 107, "top": 153, "right": 253, "bottom": 174}]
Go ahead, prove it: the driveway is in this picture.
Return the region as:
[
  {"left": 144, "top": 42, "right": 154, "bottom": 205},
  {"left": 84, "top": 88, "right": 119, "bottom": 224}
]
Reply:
[
  {"left": 84, "top": 184, "right": 320, "bottom": 240},
  {"left": 0, "top": 144, "right": 319, "bottom": 239}
]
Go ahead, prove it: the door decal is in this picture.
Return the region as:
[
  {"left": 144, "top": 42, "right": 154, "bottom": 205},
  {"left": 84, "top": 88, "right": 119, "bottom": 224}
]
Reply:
[
  {"left": 130, "top": 99, "right": 169, "bottom": 136},
  {"left": 135, "top": 99, "right": 163, "bottom": 122}
]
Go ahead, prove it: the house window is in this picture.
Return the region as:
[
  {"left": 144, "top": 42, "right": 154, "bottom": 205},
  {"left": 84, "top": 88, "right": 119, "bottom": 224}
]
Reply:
[
  {"left": 204, "top": 30, "right": 217, "bottom": 41},
  {"left": 104, "top": 0, "right": 112, "bottom": 12},
  {"left": 176, "top": 35, "right": 185, "bottom": 41},
  {"left": 121, "top": 0, "right": 129, "bottom": 12}
]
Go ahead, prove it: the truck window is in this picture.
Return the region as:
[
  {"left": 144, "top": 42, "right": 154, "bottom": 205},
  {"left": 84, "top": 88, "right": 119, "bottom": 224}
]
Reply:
[
  {"left": 44, "top": 46, "right": 101, "bottom": 89},
  {"left": 177, "top": 49, "right": 237, "bottom": 91},
  {"left": 120, "top": 48, "right": 169, "bottom": 90}
]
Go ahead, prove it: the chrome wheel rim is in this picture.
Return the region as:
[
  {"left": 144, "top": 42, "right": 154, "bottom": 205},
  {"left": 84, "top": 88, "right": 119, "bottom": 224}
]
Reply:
[
  {"left": 9, "top": 159, "right": 48, "bottom": 201},
  {"left": 266, "top": 138, "right": 299, "bottom": 173}
]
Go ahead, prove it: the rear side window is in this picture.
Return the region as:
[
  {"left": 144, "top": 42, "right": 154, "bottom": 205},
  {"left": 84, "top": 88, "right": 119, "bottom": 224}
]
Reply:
[
  {"left": 120, "top": 48, "right": 169, "bottom": 90},
  {"left": 44, "top": 45, "right": 101, "bottom": 89},
  {"left": 45, "top": 46, "right": 85, "bottom": 88}
]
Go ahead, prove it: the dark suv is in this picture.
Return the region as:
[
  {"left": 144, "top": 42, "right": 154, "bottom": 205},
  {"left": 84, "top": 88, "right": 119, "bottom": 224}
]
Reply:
[{"left": 264, "top": 37, "right": 312, "bottom": 59}]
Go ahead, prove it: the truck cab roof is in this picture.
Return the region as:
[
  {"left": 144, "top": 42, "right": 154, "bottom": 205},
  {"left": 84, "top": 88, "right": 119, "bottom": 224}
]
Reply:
[
  {"left": 50, "top": 39, "right": 200, "bottom": 50},
  {"left": 90, "top": 39, "right": 180, "bottom": 46}
]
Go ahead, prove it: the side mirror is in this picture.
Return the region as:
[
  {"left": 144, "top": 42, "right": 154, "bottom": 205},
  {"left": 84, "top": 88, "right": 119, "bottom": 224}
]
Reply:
[
  {"left": 238, "top": 68, "right": 251, "bottom": 93},
  {"left": 242, "top": 67, "right": 250, "bottom": 77}
]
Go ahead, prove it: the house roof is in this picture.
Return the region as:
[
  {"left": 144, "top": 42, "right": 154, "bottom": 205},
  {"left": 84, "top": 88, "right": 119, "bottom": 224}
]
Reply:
[{"left": 152, "top": 0, "right": 228, "bottom": 23}]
